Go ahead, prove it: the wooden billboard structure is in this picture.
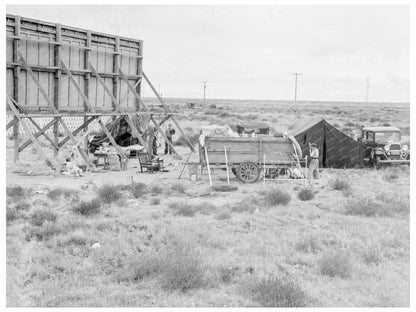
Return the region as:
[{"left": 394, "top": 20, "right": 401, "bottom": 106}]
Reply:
[{"left": 6, "top": 14, "right": 194, "bottom": 170}]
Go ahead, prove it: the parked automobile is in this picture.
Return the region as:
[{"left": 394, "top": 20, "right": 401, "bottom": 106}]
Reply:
[{"left": 359, "top": 126, "right": 410, "bottom": 168}]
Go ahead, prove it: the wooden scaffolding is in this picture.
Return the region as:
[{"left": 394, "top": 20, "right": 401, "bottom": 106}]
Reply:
[{"left": 6, "top": 14, "right": 194, "bottom": 171}]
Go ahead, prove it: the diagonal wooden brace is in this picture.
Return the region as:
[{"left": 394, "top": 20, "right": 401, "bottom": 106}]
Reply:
[
  {"left": 142, "top": 71, "right": 195, "bottom": 152},
  {"left": 19, "top": 118, "right": 59, "bottom": 152},
  {"left": 7, "top": 96, "right": 60, "bottom": 170},
  {"left": 60, "top": 60, "right": 126, "bottom": 157},
  {"left": 58, "top": 116, "right": 97, "bottom": 148},
  {"left": 89, "top": 63, "right": 148, "bottom": 151},
  {"left": 150, "top": 115, "right": 182, "bottom": 160},
  {"left": 19, "top": 54, "right": 91, "bottom": 167}
]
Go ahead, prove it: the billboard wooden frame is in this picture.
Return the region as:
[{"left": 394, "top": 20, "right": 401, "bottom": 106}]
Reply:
[{"left": 6, "top": 14, "right": 194, "bottom": 170}]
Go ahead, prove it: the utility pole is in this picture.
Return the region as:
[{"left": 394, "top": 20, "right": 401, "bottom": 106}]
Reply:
[
  {"left": 292, "top": 72, "right": 301, "bottom": 103},
  {"left": 203, "top": 81, "right": 207, "bottom": 107},
  {"left": 365, "top": 76, "right": 370, "bottom": 103}
]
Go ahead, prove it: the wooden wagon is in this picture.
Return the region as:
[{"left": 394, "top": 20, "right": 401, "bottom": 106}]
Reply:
[{"left": 200, "top": 136, "right": 303, "bottom": 183}]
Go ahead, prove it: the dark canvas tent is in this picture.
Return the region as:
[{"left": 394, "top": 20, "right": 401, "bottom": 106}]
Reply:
[
  {"left": 89, "top": 114, "right": 150, "bottom": 153},
  {"left": 291, "top": 118, "right": 366, "bottom": 168}
]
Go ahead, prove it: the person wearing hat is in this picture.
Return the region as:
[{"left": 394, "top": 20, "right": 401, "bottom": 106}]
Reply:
[
  {"left": 308, "top": 142, "right": 319, "bottom": 180},
  {"left": 164, "top": 123, "right": 175, "bottom": 155}
]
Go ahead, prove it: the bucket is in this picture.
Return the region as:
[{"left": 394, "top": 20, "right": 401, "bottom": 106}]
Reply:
[{"left": 120, "top": 159, "right": 128, "bottom": 171}]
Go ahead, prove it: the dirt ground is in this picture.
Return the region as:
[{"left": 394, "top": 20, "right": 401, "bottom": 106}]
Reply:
[{"left": 6, "top": 99, "right": 410, "bottom": 307}]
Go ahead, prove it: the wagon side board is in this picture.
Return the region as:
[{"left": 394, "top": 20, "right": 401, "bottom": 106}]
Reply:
[{"left": 201, "top": 137, "right": 296, "bottom": 166}]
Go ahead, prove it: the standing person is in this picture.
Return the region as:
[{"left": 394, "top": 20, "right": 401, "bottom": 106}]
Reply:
[
  {"left": 164, "top": 124, "right": 175, "bottom": 154},
  {"left": 152, "top": 127, "right": 158, "bottom": 157},
  {"left": 308, "top": 143, "right": 319, "bottom": 180}
]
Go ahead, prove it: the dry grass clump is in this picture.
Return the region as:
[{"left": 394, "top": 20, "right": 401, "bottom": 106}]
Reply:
[
  {"left": 128, "top": 182, "right": 147, "bottom": 198},
  {"left": 361, "top": 244, "right": 383, "bottom": 265},
  {"left": 382, "top": 168, "right": 400, "bottom": 182},
  {"left": 24, "top": 221, "right": 62, "bottom": 241},
  {"left": 329, "top": 175, "right": 351, "bottom": 191},
  {"left": 262, "top": 188, "right": 291, "bottom": 207},
  {"left": 150, "top": 185, "right": 163, "bottom": 195},
  {"left": 113, "top": 252, "right": 160, "bottom": 283},
  {"left": 96, "top": 184, "right": 122, "bottom": 204},
  {"left": 6, "top": 185, "right": 26, "bottom": 199},
  {"left": 72, "top": 198, "right": 101, "bottom": 216},
  {"left": 47, "top": 187, "right": 79, "bottom": 200},
  {"left": 6, "top": 206, "right": 19, "bottom": 223},
  {"left": 317, "top": 250, "right": 352, "bottom": 278},
  {"left": 169, "top": 201, "right": 197, "bottom": 217},
  {"left": 30, "top": 209, "right": 57, "bottom": 227},
  {"left": 343, "top": 194, "right": 408, "bottom": 218},
  {"left": 297, "top": 187, "right": 315, "bottom": 201},
  {"left": 54, "top": 230, "right": 91, "bottom": 247},
  {"left": 295, "top": 236, "right": 321, "bottom": 253},
  {"left": 15, "top": 201, "right": 31, "bottom": 211},
  {"left": 248, "top": 274, "right": 309, "bottom": 307},
  {"left": 159, "top": 238, "right": 210, "bottom": 292},
  {"left": 216, "top": 211, "right": 232, "bottom": 220},
  {"left": 231, "top": 200, "right": 257, "bottom": 213},
  {"left": 150, "top": 197, "right": 161, "bottom": 205},
  {"left": 170, "top": 183, "right": 186, "bottom": 194}
]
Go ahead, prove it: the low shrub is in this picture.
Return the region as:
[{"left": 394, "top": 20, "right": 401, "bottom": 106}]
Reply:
[
  {"left": 375, "top": 192, "right": 409, "bottom": 216},
  {"left": 344, "top": 197, "right": 386, "bottom": 217},
  {"left": 150, "top": 185, "right": 163, "bottom": 195},
  {"left": 15, "top": 201, "right": 30, "bottom": 211},
  {"left": 249, "top": 274, "right": 309, "bottom": 307},
  {"left": 30, "top": 209, "right": 57, "bottom": 227},
  {"left": 6, "top": 186, "right": 25, "bottom": 199},
  {"left": 361, "top": 244, "right": 383, "bottom": 265},
  {"left": 150, "top": 197, "right": 161, "bottom": 205},
  {"left": 382, "top": 168, "right": 399, "bottom": 182},
  {"left": 295, "top": 236, "right": 321, "bottom": 253},
  {"left": 218, "top": 265, "right": 240, "bottom": 284},
  {"left": 25, "top": 221, "right": 62, "bottom": 241},
  {"left": 97, "top": 184, "right": 122, "bottom": 204},
  {"left": 297, "top": 187, "right": 315, "bottom": 201},
  {"left": 47, "top": 187, "right": 79, "bottom": 200},
  {"left": 72, "top": 198, "right": 101, "bottom": 216},
  {"left": 317, "top": 250, "right": 352, "bottom": 278},
  {"left": 170, "top": 183, "right": 186, "bottom": 194},
  {"left": 114, "top": 253, "right": 160, "bottom": 283},
  {"left": 231, "top": 200, "right": 256, "bottom": 213},
  {"left": 262, "top": 188, "right": 291, "bottom": 207},
  {"left": 216, "top": 211, "right": 231, "bottom": 220},
  {"left": 193, "top": 202, "right": 217, "bottom": 215},
  {"left": 55, "top": 230, "right": 90, "bottom": 247},
  {"left": 129, "top": 183, "right": 147, "bottom": 198},
  {"left": 329, "top": 175, "right": 351, "bottom": 191},
  {"left": 160, "top": 238, "right": 209, "bottom": 292},
  {"left": 6, "top": 206, "right": 18, "bottom": 223}
]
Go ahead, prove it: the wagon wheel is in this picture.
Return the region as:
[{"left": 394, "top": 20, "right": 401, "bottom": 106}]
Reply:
[{"left": 236, "top": 162, "right": 260, "bottom": 183}]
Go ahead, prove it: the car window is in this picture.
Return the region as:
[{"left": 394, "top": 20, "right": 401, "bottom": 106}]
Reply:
[{"left": 375, "top": 131, "right": 401, "bottom": 142}]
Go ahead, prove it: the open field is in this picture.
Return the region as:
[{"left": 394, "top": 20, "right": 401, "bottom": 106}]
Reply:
[{"left": 6, "top": 99, "right": 410, "bottom": 307}]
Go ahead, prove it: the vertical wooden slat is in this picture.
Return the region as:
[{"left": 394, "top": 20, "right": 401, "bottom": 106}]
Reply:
[
  {"left": 84, "top": 30, "right": 91, "bottom": 152},
  {"left": 13, "top": 15, "right": 21, "bottom": 162},
  {"left": 113, "top": 36, "right": 120, "bottom": 110},
  {"left": 135, "top": 40, "right": 143, "bottom": 110},
  {"left": 53, "top": 23, "right": 62, "bottom": 157}
]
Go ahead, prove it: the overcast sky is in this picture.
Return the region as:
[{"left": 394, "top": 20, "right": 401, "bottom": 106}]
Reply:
[{"left": 6, "top": 5, "right": 409, "bottom": 102}]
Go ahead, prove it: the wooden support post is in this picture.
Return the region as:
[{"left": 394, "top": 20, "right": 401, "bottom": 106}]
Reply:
[
  {"left": 150, "top": 115, "right": 182, "bottom": 160},
  {"left": 89, "top": 63, "right": 148, "bottom": 151},
  {"left": 136, "top": 40, "right": 144, "bottom": 110},
  {"left": 142, "top": 71, "right": 195, "bottom": 152},
  {"left": 118, "top": 78, "right": 141, "bottom": 106},
  {"left": 13, "top": 15, "right": 21, "bottom": 162},
  {"left": 158, "top": 114, "right": 171, "bottom": 127},
  {"left": 113, "top": 36, "right": 120, "bottom": 111},
  {"left": 119, "top": 68, "right": 149, "bottom": 112},
  {"left": 19, "top": 54, "right": 91, "bottom": 167},
  {"left": 7, "top": 96, "right": 60, "bottom": 170},
  {"left": 53, "top": 23, "right": 62, "bottom": 157},
  {"left": 84, "top": 30, "right": 91, "bottom": 153}
]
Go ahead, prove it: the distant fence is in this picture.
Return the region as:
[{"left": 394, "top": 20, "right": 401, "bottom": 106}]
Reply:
[{"left": 6, "top": 115, "right": 112, "bottom": 137}]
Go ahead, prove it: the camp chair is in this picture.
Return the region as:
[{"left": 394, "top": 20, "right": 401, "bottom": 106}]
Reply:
[{"left": 137, "top": 152, "right": 162, "bottom": 173}]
